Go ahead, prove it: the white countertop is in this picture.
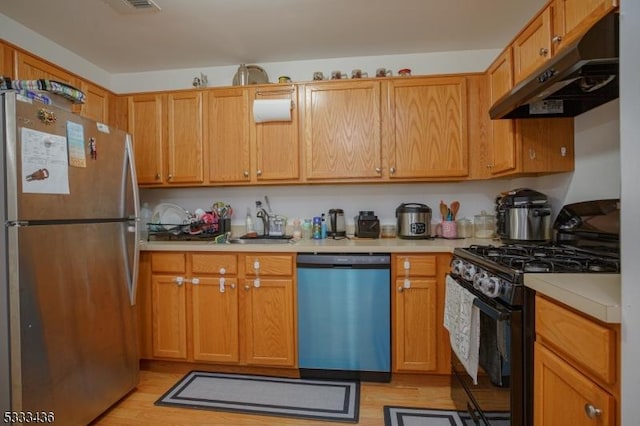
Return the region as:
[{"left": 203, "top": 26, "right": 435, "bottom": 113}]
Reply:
[
  {"left": 525, "top": 274, "right": 621, "bottom": 324},
  {"left": 140, "top": 236, "right": 495, "bottom": 253}
]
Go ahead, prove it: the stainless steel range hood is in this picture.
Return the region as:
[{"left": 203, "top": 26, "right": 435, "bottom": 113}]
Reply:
[{"left": 490, "top": 12, "right": 619, "bottom": 119}]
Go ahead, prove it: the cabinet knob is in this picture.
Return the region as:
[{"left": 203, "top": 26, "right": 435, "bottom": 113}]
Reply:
[
  {"left": 584, "top": 404, "right": 602, "bottom": 419},
  {"left": 244, "top": 285, "right": 250, "bottom": 291},
  {"left": 486, "top": 164, "right": 494, "bottom": 169},
  {"left": 167, "top": 174, "right": 173, "bottom": 181},
  {"left": 552, "top": 35, "right": 563, "bottom": 44},
  {"left": 174, "top": 276, "right": 185, "bottom": 286},
  {"left": 243, "top": 170, "right": 249, "bottom": 178},
  {"left": 257, "top": 169, "right": 262, "bottom": 176},
  {"left": 539, "top": 47, "right": 549, "bottom": 57},
  {"left": 155, "top": 173, "right": 161, "bottom": 180},
  {"left": 397, "top": 286, "right": 404, "bottom": 293},
  {"left": 389, "top": 167, "right": 396, "bottom": 175},
  {"left": 375, "top": 167, "right": 381, "bottom": 174}
]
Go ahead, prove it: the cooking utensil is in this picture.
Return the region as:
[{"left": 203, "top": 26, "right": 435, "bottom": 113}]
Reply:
[
  {"left": 450, "top": 201, "right": 460, "bottom": 220},
  {"left": 439, "top": 200, "right": 448, "bottom": 221}
]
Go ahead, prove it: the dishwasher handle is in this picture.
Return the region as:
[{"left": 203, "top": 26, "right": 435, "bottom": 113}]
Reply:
[{"left": 297, "top": 253, "right": 391, "bottom": 268}]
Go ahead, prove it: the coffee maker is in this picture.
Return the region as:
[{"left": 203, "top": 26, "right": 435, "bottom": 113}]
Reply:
[{"left": 354, "top": 211, "right": 380, "bottom": 238}]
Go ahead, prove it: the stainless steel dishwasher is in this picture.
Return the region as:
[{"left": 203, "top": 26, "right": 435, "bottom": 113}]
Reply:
[{"left": 296, "top": 253, "right": 391, "bottom": 382}]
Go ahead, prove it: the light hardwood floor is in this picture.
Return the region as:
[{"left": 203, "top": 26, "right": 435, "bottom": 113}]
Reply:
[{"left": 92, "top": 369, "right": 456, "bottom": 426}]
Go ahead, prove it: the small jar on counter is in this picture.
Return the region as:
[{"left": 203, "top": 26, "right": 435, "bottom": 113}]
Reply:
[
  {"left": 456, "top": 218, "right": 473, "bottom": 238},
  {"left": 292, "top": 219, "right": 302, "bottom": 240},
  {"left": 302, "top": 219, "right": 312, "bottom": 240},
  {"left": 474, "top": 210, "right": 496, "bottom": 239}
]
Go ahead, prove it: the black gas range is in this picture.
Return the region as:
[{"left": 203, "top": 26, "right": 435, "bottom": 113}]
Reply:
[
  {"left": 448, "top": 199, "right": 620, "bottom": 426},
  {"left": 452, "top": 242, "right": 620, "bottom": 307}
]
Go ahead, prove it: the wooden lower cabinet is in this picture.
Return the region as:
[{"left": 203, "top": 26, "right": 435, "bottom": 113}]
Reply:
[
  {"left": 534, "top": 343, "right": 615, "bottom": 426},
  {"left": 392, "top": 253, "right": 451, "bottom": 374},
  {"left": 534, "top": 295, "right": 619, "bottom": 425},
  {"left": 140, "top": 251, "right": 296, "bottom": 368}
]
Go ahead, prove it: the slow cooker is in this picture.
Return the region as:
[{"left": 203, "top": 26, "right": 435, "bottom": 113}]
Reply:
[
  {"left": 396, "top": 203, "right": 431, "bottom": 239},
  {"left": 496, "top": 188, "right": 552, "bottom": 242}
]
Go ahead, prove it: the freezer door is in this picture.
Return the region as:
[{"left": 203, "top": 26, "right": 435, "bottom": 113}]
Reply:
[
  {"left": 10, "top": 222, "right": 139, "bottom": 425},
  {"left": 6, "top": 94, "right": 135, "bottom": 221}
]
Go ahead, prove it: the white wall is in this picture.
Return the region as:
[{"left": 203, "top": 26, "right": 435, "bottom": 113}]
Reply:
[
  {"left": 109, "top": 49, "right": 500, "bottom": 93},
  {"left": 619, "top": 1, "right": 640, "bottom": 423},
  {"left": 0, "top": 14, "right": 111, "bottom": 88}
]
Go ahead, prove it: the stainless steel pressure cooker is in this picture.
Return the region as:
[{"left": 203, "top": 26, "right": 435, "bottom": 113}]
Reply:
[
  {"left": 396, "top": 203, "right": 431, "bottom": 239},
  {"left": 496, "top": 188, "right": 552, "bottom": 242}
]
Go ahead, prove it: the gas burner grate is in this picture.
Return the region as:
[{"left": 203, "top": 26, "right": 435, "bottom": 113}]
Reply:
[{"left": 458, "top": 243, "right": 620, "bottom": 273}]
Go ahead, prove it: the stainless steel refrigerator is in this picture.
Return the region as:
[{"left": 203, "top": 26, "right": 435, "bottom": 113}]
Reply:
[{"left": 0, "top": 92, "right": 140, "bottom": 425}]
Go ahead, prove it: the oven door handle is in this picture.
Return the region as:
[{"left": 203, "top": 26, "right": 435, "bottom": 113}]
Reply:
[{"left": 473, "top": 297, "right": 511, "bottom": 321}]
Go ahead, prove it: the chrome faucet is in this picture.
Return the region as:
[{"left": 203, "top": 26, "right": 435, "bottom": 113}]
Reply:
[{"left": 255, "top": 200, "right": 270, "bottom": 236}]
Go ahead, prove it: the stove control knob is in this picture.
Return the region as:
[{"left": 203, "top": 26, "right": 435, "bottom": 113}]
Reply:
[
  {"left": 473, "top": 272, "right": 487, "bottom": 290},
  {"left": 451, "top": 259, "right": 464, "bottom": 276},
  {"left": 462, "top": 263, "right": 477, "bottom": 281},
  {"left": 481, "top": 276, "right": 502, "bottom": 298}
]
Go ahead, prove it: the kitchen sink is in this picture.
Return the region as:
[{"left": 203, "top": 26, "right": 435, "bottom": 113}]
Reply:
[{"left": 228, "top": 236, "right": 295, "bottom": 245}]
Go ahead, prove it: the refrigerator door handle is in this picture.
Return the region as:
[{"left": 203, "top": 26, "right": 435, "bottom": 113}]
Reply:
[{"left": 124, "top": 135, "right": 140, "bottom": 305}]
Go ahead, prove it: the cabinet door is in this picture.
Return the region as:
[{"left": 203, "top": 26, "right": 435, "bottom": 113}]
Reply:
[
  {"left": 15, "top": 51, "right": 78, "bottom": 86},
  {"left": 128, "top": 94, "right": 165, "bottom": 185},
  {"left": 206, "top": 88, "right": 251, "bottom": 183},
  {"left": 242, "top": 278, "right": 295, "bottom": 366},
  {"left": 167, "top": 90, "right": 205, "bottom": 184},
  {"left": 79, "top": 81, "right": 110, "bottom": 124},
  {"left": 1, "top": 42, "right": 15, "bottom": 78},
  {"left": 520, "top": 118, "right": 574, "bottom": 174},
  {"left": 387, "top": 77, "right": 468, "bottom": 179},
  {"left": 393, "top": 278, "right": 438, "bottom": 372},
  {"left": 513, "top": 7, "right": 552, "bottom": 84},
  {"left": 192, "top": 277, "right": 239, "bottom": 363},
  {"left": 303, "top": 81, "right": 382, "bottom": 180},
  {"left": 487, "top": 49, "right": 518, "bottom": 175},
  {"left": 252, "top": 87, "right": 300, "bottom": 182},
  {"left": 553, "top": 0, "right": 618, "bottom": 54},
  {"left": 137, "top": 252, "right": 153, "bottom": 359},
  {"left": 534, "top": 343, "right": 615, "bottom": 426},
  {"left": 151, "top": 275, "right": 187, "bottom": 359},
  {"left": 15, "top": 52, "right": 81, "bottom": 113}
]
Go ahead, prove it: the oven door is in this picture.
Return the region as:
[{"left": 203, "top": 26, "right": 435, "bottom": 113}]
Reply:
[{"left": 448, "top": 274, "right": 524, "bottom": 426}]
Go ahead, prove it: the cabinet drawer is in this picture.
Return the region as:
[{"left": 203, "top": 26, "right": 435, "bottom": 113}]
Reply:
[
  {"left": 394, "top": 255, "right": 436, "bottom": 277},
  {"left": 535, "top": 295, "right": 617, "bottom": 385},
  {"left": 244, "top": 254, "right": 294, "bottom": 276},
  {"left": 151, "top": 252, "right": 186, "bottom": 274},
  {"left": 191, "top": 253, "right": 238, "bottom": 275}
]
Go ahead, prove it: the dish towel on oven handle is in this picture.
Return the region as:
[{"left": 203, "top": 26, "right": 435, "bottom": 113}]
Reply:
[{"left": 444, "top": 275, "right": 480, "bottom": 384}]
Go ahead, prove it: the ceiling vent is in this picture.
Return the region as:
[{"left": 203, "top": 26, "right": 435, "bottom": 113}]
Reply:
[{"left": 103, "top": 0, "right": 162, "bottom": 14}]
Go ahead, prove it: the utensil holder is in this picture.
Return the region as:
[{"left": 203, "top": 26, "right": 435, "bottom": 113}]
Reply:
[{"left": 442, "top": 221, "right": 457, "bottom": 239}]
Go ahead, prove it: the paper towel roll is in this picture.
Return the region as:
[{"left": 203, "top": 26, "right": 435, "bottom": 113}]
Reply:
[{"left": 253, "top": 99, "right": 292, "bottom": 123}]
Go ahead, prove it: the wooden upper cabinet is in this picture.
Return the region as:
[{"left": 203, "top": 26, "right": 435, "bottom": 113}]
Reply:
[
  {"left": 1, "top": 41, "right": 15, "bottom": 78},
  {"left": 513, "top": 7, "right": 553, "bottom": 85},
  {"left": 166, "top": 90, "right": 205, "bottom": 184},
  {"left": 386, "top": 76, "right": 468, "bottom": 179},
  {"left": 15, "top": 51, "right": 78, "bottom": 86},
  {"left": 552, "top": 0, "right": 619, "bottom": 54},
  {"left": 303, "top": 81, "right": 383, "bottom": 181},
  {"left": 487, "top": 49, "right": 518, "bottom": 175},
  {"left": 251, "top": 86, "right": 300, "bottom": 182},
  {"left": 79, "top": 81, "right": 110, "bottom": 124},
  {"left": 128, "top": 93, "right": 165, "bottom": 185},
  {"left": 206, "top": 88, "right": 251, "bottom": 184}
]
